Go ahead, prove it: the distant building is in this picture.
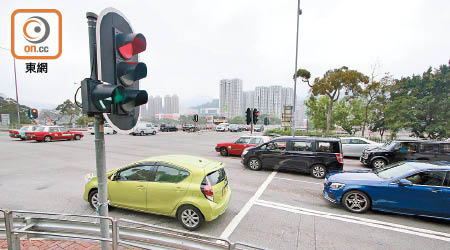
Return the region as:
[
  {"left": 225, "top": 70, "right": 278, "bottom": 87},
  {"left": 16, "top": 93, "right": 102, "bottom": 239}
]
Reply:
[
  {"left": 200, "top": 107, "right": 220, "bottom": 116},
  {"left": 242, "top": 91, "right": 255, "bottom": 111},
  {"left": 147, "top": 95, "right": 163, "bottom": 117},
  {"left": 163, "top": 95, "right": 172, "bottom": 114},
  {"left": 294, "top": 102, "right": 304, "bottom": 128},
  {"left": 219, "top": 79, "right": 243, "bottom": 119},
  {"left": 171, "top": 94, "right": 179, "bottom": 114},
  {"left": 252, "top": 85, "right": 293, "bottom": 119}
]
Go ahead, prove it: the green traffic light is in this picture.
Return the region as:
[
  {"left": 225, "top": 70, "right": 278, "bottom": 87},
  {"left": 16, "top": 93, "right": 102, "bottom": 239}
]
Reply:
[{"left": 113, "top": 88, "right": 127, "bottom": 103}]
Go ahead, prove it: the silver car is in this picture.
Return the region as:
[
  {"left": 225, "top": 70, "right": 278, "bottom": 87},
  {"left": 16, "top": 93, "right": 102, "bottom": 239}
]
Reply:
[{"left": 340, "top": 137, "right": 382, "bottom": 157}]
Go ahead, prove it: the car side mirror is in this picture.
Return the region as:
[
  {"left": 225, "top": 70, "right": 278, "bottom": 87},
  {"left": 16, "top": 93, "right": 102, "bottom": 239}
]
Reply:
[
  {"left": 398, "top": 179, "right": 412, "bottom": 187},
  {"left": 110, "top": 173, "right": 118, "bottom": 181}
]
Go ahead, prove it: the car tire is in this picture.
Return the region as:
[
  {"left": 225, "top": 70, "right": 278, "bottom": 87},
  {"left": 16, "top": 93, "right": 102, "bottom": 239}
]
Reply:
[
  {"left": 342, "top": 190, "right": 371, "bottom": 213},
  {"left": 132, "top": 133, "right": 136, "bottom": 136},
  {"left": 88, "top": 189, "right": 99, "bottom": 209},
  {"left": 20, "top": 138, "right": 25, "bottom": 140},
  {"left": 220, "top": 147, "right": 228, "bottom": 156},
  {"left": 113, "top": 130, "right": 117, "bottom": 134},
  {"left": 177, "top": 205, "right": 204, "bottom": 231},
  {"left": 140, "top": 131, "right": 145, "bottom": 136},
  {"left": 152, "top": 131, "right": 156, "bottom": 135},
  {"left": 44, "top": 136, "right": 51, "bottom": 142},
  {"left": 310, "top": 164, "right": 327, "bottom": 179},
  {"left": 90, "top": 133, "right": 94, "bottom": 135},
  {"left": 74, "top": 135, "right": 81, "bottom": 140},
  {"left": 248, "top": 157, "right": 262, "bottom": 171},
  {"left": 371, "top": 159, "right": 387, "bottom": 169}
]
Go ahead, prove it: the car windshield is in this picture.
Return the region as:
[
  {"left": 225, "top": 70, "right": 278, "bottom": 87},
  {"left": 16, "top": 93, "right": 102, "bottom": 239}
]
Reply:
[
  {"left": 373, "top": 162, "right": 420, "bottom": 179},
  {"left": 19, "top": 126, "right": 28, "bottom": 131},
  {"left": 36, "top": 127, "right": 45, "bottom": 132},
  {"left": 381, "top": 141, "right": 397, "bottom": 150}
]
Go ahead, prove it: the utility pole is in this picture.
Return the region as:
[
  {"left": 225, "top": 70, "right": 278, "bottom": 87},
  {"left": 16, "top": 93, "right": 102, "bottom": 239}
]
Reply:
[
  {"left": 86, "top": 12, "right": 109, "bottom": 250},
  {"left": 291, "top": 0, "right": 301, "bottom": 137},
  {"left": 0, "top": 46, "right": 21, "bottom": 127}
]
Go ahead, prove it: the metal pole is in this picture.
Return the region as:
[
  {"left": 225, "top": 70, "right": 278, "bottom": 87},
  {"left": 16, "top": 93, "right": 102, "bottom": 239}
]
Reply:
[
  {"left": 87, "top": 12, "right": 109, "bottom": 250},
  {"left": 13, "top": 58, "right": 20, "bottom": 127},
  {"left": 291, "top": 0, "right": 301, "bottom": 137}
]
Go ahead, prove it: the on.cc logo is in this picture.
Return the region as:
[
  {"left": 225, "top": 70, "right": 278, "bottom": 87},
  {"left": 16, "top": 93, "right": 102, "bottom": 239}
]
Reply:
[{"left": 23, "top": 16, "right": 50, "bottom": 44}]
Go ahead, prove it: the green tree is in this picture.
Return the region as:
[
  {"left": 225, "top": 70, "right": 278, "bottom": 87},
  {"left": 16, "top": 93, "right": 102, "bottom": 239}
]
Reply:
[
  {"left": 229, "top": 116, "right": 245, "bottom": 124},
  {"left": 386, "top": 64, "right": 450, "bottom": 139},
  {"left": 299, "top": 67, "right": 368, "bottom": 132},
  {"left": 0, "top": 96, "right": 31, "bottom": 126},
  {"left": 76, "top": 115, "right": 94, "bottom": 126},
  {"left": 334, "top": 97, "right": 364, "bottom": 135},
  {"left": 56, "top": 99, "right": 81, "bottom": 123},
  {"left": 368, "top": 74, "right": 395, "bottom": 138},
  {"left": 304, "top": 95, "right": 334, "bottom": 131}
]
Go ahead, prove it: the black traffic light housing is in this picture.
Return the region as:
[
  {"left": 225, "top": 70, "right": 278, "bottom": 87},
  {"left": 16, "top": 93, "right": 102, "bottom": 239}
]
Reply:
[
  {"left": 28, "top": 108, "right": 38, "bottom": 119},
  {"left": 246, "top": 108, "right": 251, "bottom": 125},
  {"left": 252, "top": 109, "right": 259, "bottom": 125},
  {"left": 193, "top": 114, "right": 199, "bottom": 123},
  {"left": 93, "top": 9, "right": 149, "bottom": 131},
  {"left": 264, "top": 117, "right": 269, "bottom": 125}
]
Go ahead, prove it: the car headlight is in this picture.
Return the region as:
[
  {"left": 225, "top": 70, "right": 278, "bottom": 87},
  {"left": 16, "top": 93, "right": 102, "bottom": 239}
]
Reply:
[
  {"left": 84, "top": 173, "right": 95, "bottom": 184},
  {"left": 242, "top": 148, "right": 249, "bottom": 155},
  {"left": 330, "top": 182, "right": 346, "bottom": 190}
]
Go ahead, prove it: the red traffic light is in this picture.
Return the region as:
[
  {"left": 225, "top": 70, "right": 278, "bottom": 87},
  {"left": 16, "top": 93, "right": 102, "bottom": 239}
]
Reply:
[
  {"left": 116, "top": 33, "right": 146, "bottom": 59},
  {"left": 31, "top": 109, "right": 38, "bottom": 114}
]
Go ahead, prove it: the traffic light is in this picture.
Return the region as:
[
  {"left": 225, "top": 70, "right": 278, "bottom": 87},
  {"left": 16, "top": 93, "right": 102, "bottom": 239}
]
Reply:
[
  {"left": 28, "top": 108, "right": 38, "bottom": 119},
  {"left": 93, "top": 9, "right": 149, "bottom": 131},
  {"left": 264, "top": 117, "right": 269, "bottom": 125},
  {"left": 245, "top": 108, "right": 251, "bottom": 125},
  {"left": 193, "top": 114, "right": 199, "bottom": 123},
  {"left": 252, "top": 108, "right": 259, "bottom": 125}
]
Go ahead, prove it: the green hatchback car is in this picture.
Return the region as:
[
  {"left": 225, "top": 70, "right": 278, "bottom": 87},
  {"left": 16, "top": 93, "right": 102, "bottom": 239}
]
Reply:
[{"left": 83, "top": 155, "right": 231, "bottom": 230}]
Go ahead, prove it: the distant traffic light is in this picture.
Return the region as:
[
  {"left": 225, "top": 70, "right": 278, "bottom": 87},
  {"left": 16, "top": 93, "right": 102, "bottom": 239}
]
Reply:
[
  {"left": 193, "top": 114, "right": 199, "bottom": 123},
  {"left": 252, "top": 109, "right": 259, "bottom": 125},
  {"left": 264, "top": 117, "right": 269, "bottom": 125},
  {"left": 81, "top": 9, "right": 149, "bottom": 132},
  {"left": 28, "top": 108, "right": 38, "bottom": 119},
  {"left": 246, "top": 108, "right": 251, "bottom": 125}
]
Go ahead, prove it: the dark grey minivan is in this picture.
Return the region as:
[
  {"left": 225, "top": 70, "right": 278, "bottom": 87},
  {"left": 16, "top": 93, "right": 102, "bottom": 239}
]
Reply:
[{"left": 241, "top": 136, "right": 344, "bottom": 178}]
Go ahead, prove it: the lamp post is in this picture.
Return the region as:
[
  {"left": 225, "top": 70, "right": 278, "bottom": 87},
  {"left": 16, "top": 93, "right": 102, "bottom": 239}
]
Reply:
[
  {"left": 291, "top": 0, "right": 302, "bottom": 137},
  {"left": 0, "top": 46, "right": 21, "bottom": 127}
]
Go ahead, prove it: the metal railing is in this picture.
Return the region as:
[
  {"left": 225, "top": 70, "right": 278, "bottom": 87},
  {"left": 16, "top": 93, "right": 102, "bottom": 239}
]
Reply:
[{"left": 0, "top": 209, "right": 265, "bottom": 250}]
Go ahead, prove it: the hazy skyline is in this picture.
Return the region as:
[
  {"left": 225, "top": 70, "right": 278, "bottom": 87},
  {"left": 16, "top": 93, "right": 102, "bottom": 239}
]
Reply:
[{"left": 1, "top": 0, "right": 449, "bottom": 110}]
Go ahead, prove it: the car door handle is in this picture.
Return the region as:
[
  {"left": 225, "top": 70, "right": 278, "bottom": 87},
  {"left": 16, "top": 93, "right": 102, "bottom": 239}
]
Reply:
[{"left": 431, "top": 189, "right": 442, "bottom": 193}]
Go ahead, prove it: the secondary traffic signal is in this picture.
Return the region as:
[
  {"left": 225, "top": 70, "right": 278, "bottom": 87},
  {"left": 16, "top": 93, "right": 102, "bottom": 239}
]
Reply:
[
  {"left": 94, "top": 9, "right": 149, "bottom": 131},
  {"left": 252, "top": 109, "right": 259, "bottom": 125},
  {"left": 246, "top": 108, "right": 251, "bottom": 125},
  {"left": 193, "top": 114, "right": 199, "bottom": 123},
  {"left": 28, "top": 108, "right": 38, "bottom": 119},
  {"left": 264, "top": 117, "right": 269, "bottom": 125}
]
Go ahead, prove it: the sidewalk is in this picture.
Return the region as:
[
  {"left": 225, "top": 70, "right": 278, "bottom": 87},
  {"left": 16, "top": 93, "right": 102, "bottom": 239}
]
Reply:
[{"left": 0, "top": 239, "right": 141, "bottom": 250}]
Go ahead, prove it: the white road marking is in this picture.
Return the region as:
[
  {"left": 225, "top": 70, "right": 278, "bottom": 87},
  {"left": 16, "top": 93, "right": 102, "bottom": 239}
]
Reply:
[
  {"left": 220, "top": 171, "right": 277, "bottom": 239},
  {"left": 274, "top": 176, "right": 323, "bottom": 185},
  {"left": 255, "top": 199, "right": 450, "bottom": 242}
]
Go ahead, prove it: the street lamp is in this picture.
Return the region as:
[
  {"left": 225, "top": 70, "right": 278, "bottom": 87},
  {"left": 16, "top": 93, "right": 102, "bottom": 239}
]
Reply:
[
  {"left": 291, "top": 0, "right": 302, "bottom": 137},
  {"left": 0, "top": 46, "right": 20, "bottom": 127}
]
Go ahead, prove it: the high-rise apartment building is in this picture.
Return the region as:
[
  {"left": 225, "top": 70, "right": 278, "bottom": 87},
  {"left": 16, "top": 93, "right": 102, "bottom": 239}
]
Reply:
[
  {"left": 219, "top": 79, "right": 243, "bottom": 119},
  {"left": 252, "top": 85, "right": 294, "bottom": 118},
  {"left": 163, "top": 95, "right": 172, "bottom": 114},
  {"left": 171, "top": 94, "right": 179, "bottom": 114},
  {"left": 242, "top": 91, "right": 255, "bottom": 111}
]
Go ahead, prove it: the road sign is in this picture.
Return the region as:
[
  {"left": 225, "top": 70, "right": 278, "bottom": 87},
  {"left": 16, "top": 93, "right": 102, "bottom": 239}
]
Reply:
[{"left": 1, "top": 114, "right": 10, "bottom": 126}]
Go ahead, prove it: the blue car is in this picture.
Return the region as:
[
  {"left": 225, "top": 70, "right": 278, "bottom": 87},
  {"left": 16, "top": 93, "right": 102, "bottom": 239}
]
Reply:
[{"left": 323, "top": 161, "right": 450, "bottom": 220}]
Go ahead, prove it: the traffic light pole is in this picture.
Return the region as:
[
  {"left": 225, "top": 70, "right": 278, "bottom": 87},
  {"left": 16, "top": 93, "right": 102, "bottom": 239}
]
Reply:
[
  {"left": 250, "top": 108, "right": 253, "bottom": 135},
  {"left": 87, "top": 12, "right": 109, "bottom": 250}
]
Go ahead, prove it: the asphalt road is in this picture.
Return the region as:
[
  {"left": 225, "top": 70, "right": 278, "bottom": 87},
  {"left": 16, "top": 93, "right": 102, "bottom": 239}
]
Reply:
[{"left": 1, "top": 131, "right": 449, "bottom": 250}]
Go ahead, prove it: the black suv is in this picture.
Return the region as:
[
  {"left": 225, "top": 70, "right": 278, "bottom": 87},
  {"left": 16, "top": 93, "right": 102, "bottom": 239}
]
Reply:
[
  {"left": 160, "top": 124, "right": 178, "bottom": 132},
  {"left": 241, "top": 136, "right": 343, "bottom": 178},
  {"left": 361, "top": 140, "right": 450, "bottom": 168}
]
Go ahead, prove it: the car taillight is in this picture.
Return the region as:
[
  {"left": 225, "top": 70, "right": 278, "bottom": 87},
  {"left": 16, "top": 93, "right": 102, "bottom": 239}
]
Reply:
[
  {"left": 335, "top": 153, "right": 343, "bottom": 163},
  {"left": 201, "top": 177, "right": 214, "bottom": 201}
]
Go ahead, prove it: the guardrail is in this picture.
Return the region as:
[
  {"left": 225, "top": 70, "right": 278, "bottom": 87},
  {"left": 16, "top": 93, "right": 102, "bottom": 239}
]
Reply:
[{"left": 0, "top": 209, "right": 265, "bottom": 250}]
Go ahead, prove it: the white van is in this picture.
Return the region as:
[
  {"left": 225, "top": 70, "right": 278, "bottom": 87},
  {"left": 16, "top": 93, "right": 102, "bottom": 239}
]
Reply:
[
  {"left": 216, "top": 123, "right": 230, "bottom": 132},
  {"left": 130, "top": 123, "right": 157, "bottom": 136},
  {"left": 88, "top": 122, "right": 116, "bottom": 135}
]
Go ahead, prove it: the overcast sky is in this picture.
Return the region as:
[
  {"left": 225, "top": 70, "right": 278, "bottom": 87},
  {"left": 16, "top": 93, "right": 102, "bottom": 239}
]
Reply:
[{"left": 0, "top": 0, "right": 449, "bottom": 111}]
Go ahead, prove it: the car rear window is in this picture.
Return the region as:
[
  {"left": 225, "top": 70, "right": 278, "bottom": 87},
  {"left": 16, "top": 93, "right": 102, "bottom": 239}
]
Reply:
[
  {"left": 316, "top": 141, "right": 341, "bottom": 153},
  {"left": 207, "top": 168, "right": 227, "bottom": 185},
  {"left": 420, "top": 144, "right": 439, "bottom": 153}
]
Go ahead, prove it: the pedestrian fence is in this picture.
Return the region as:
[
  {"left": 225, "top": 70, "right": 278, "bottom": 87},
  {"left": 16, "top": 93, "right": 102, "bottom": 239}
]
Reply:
[{"left": 0, "top": 209, "right": 265, "bottom": 250}]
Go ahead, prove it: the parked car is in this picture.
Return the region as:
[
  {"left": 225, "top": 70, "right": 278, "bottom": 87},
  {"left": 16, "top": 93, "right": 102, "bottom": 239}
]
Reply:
[
  {"left": 229, "top": 124, "right": 244, "bottom": 132},
  {"left": 88, "top": 122, "right": 116, "bottom": 135},
  {"left": 323, "top": 161, "right": 450, "bottom": 220},
  {"left": 361, "top": 140, "right": 450, "bottom": 168},
  {"left": 25, "top": 126, "right": 84, "bottom": 142},
  {"left": 130, "top": 122, "right": 157, "bottom": 136},
  {"left": 215, "top": 123, "right": 229, "bottom": 132},
  {"left": 182, "top": 124, "right": 199, "bottom": 132},
  {"left": 241, "top": 136, "right": 343, "bottom": 178},
  {"left": 215, "top": 135, "right": 271, "bottom": 156},
  {"left": 83, "top": 155, "right": 231, "bottom": 230},
  {"left": 160, "top": 124, "right": 178, "bottom": 132},
  {"left": 9, "top": 126, "right": 39, "bottom": 140},
  {"left": 340, "top": 137, "right": 382, "bottom": 157},
  {"left": 253, "top": 125, "right": 264, "bottom": 132}
]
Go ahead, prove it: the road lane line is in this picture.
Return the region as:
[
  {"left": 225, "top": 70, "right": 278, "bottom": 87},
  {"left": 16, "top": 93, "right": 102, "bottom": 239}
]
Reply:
[
  {"left": 220, "top": 171, "right": 277, "bottom": 239},
  {"left": 274, "top": 177, "right": 323, "bottom": 185},
  {"left": 255, "top": 199, "right": 450, "bottom": 242}
]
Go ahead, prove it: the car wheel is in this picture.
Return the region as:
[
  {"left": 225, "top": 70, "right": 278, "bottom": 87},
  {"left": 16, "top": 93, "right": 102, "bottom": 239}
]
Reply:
[
  {"left": 44, "top": 136, "right": 51, "bottom": 142},
  {"left": 139, "top": 131, "right": 144, "bottom": 136},
  {"left": 152, "top": 131, "right": 156, "bottom": 135},
  {"left": 88, "top": 189, "right": 99, "bottom": 209},
  {"left": 310, "top": 164, "right": 327, "bottom": 179},
  {"left": 113, "top": 130, "right": 117, "bottom": 134},
  {"left": 90, "top": 133, "right": 94, "bottom": 135},
  {"left": 342, "top": 190, "right": 371, "bottom": 213},
  {"left": 371, "top": 159, "right": 386, "bottom": 169},
  {"left": 177, "top": 205, "right": 204, "bottom": 231},
  {"left": 248, "top": 157, "right": 262, "bottom": 171},
  {"left": 74, "top": 135, "right": 81, "bottom": 140},
  {"left": 20, "top": 138, "right": 25, "bottom": 140},
  {"left": 220, "top": 147, "right": 228, "bottom": 156}
]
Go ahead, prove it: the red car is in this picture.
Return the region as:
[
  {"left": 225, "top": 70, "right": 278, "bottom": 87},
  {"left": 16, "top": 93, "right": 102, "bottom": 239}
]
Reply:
[
  {"left": 9, "top": 126, "right": 39, "bottom": 140},
  {"left": 215, "top": 135, "right": 271, "bottom": 156},
  {"left": 24, "top": 126, "right": 84, "bottom": 142},
  {"left": 9, "top": 129, "right": 20, "bottom": 139}
]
